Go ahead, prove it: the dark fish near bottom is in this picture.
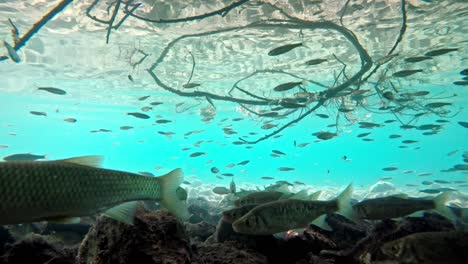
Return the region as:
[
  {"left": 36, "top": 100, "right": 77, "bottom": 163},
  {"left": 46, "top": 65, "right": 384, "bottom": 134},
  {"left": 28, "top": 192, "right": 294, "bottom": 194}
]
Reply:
[{"left": 381, "top": 231, "right": 468, "bottom": 264}]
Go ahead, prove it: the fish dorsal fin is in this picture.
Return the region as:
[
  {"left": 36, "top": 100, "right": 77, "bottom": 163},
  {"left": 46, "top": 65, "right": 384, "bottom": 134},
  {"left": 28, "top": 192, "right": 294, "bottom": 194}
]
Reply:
[
  {"left": 276, "top": 184, "right": 290, "bottom": 194},
  {"left": 103, "top": 201, "right": 139, "bottom": 225},
  {"left": 289, "top": 190, "right": 309, "bottom": 200},
  {"left": 61, "top": 156, "right": 103, "bottom": 168}
]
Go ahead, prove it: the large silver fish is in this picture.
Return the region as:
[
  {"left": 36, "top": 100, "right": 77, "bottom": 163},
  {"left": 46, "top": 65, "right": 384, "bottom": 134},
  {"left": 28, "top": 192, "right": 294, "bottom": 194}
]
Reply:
[
  {"left": 232, "top": 184, "right": 352, "bottom": 235},
  {"left": 0, "top": 156, "right": 190, "bottom": 225}
]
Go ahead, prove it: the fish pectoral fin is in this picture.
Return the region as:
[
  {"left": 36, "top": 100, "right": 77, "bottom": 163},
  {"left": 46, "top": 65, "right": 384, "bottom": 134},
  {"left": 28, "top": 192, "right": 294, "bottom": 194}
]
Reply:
[
  {"left": 46, "top": 216, "right": 81, "bottom": 224},
  {"left": 60, "top": 156, "right": 103, "bottom": 168},
  {"left": 407, "top": 211, "right": 424, "bottom": 218},
  {"left": 311, "top": 215, "right": 332, "bottom": 231},
  {"left": 103, "top": 201, "right": 139, "bottom": 225}
]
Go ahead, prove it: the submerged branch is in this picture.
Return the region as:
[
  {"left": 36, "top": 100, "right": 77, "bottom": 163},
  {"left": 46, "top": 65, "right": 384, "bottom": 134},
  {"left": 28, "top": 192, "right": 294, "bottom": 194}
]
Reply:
[{"left": 0, "top": 0, "right": 73, "bottom": 62}]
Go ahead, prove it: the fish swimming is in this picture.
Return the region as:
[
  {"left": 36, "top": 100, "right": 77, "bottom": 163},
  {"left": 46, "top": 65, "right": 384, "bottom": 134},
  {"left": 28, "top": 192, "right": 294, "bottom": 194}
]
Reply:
[
  {"left": 37, "top": 87, "right": 67, "bottom": 95},
  {"left": 3, "top": 153, "right": 46, "bottom": 161},
  {"left": 349, "top": 192, "right": 455, "bottom": 221},
  {"left": 392, "top": 69, "right": 423, "bottom": 77},
  {"left": 381, "top": 231, "right": 468, "bottom": 264},
  {"left": 0, "top": 156, "right": 189, "bottom": 225},
  {"left": 232, "top": 184, "right": 352, "bottom": 235},
  {"left": 268, "top": 43, "right": 303, "bottom": 56}
]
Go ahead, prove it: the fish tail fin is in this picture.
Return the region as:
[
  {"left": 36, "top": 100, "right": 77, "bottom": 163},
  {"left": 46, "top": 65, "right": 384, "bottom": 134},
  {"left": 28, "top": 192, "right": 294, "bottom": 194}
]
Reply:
[
  {"left": 158, "top": 168, "right": 190, "bottom": 220},
  {"left": 434, "top": 191, "right": 456, "bottom": 221},
  {"left": 335, "top": 183, "right": 354, "bottom": 220}
]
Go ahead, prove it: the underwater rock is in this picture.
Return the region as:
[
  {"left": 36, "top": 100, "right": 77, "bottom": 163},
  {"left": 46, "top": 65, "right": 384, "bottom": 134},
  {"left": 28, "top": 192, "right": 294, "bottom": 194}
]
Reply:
[
  {"left": 185, "top": 221, "right": 216, "bottom": 243},
  {"left": 323, "top": 212, "right": 455, "bottom": 263},
  {"left": 193, "top": 241, "right": 268, "bottom": 264},
  {"left": 77, "top": 209, "right": 192, "bottom": 264},
  {"left": 1, "top": 233, "right": 76, "bottom": 264}
]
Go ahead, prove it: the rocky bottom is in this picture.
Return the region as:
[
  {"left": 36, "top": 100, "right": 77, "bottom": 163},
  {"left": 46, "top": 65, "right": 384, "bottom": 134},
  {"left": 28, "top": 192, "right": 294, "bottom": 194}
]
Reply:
[{"left": 1, "top": 202, "right": 467, "bottom": 264}]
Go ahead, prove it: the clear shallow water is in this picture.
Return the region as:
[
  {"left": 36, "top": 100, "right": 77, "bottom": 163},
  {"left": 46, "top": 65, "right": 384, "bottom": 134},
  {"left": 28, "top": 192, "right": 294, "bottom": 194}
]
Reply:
[{"left": 0, "top": 0, "right": 467, "bottom": 198}]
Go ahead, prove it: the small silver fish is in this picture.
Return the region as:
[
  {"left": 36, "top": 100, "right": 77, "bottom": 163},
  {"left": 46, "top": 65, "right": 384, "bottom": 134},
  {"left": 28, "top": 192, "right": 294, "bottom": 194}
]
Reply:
[{"left": 268, "top": 43, "right": 303, "bottom": 56}]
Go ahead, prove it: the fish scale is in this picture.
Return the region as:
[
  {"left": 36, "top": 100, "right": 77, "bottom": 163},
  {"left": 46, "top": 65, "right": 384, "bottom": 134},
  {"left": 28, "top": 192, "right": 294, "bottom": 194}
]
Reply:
[{"left": 0, "top": 159, "right": 164, "bottom": 225}]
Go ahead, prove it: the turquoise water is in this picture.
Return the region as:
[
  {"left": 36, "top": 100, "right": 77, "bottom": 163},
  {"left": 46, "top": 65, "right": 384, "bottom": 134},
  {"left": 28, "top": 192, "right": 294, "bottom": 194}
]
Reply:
[{"left": 0, "top": 0, "right": 467, "bottom": 197}]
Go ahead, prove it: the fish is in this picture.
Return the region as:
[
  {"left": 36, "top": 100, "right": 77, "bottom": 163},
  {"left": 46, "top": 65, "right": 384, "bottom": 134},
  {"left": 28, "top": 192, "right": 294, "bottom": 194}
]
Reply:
[
  {"left": 305, "top": 58, "right": 327, "bottom": 65},
  {"left": 64, "top": 118, "right": 77, "bottom": 123},
  {"left": 189, "top": 152, "right": 205, "bottom": 158},
  {"left": 150, "top": 101, "right": 163, "bottom": 106},
  {"left": 156, "top": 119, "right": 172, "bottom": 124},
  {"left": 232, "top": 184, "right": 353, "bottom": 235},
  {"left": 425, "top": 102, "right": 451, "bottom": 108},
  {"left": 453, "top": 81, "right": 468, "bottom": 86},
  {"left": 225, "top": 163, "right": 236, "bottom": 168},
  {"left": 434, "top": 180, "right": 450, "bottom": 184},
  {"left": 392, "top": 69, "right": 423, "bottom": 77},
  {"left": 315, "top": 114, "right": 329, "bottom": 118},
  {"left": 382, "top": 167, "right": 398, "bottom": 171},
  {"left": 381, "top": 231, "right": 468, "bottom": 264},
  {"left": 127, "top": 112, "right": 150, "bottom": 119},
  {"left": 349, "top": 192, "right": 454, "bottom": 221},
  {"left": 404, "top": 56, "right": 432, "bottom": 63},
  {"left": 234, "top": 190, "right": 316, "bottom": 207},
  {"left": 421, "top": 181, "right": 433, "bottom": 185},
  {"left": 210, "top": 167, "right": 219, "bottom": 173},
  {"left": 3, "top": 153, "right": 46, "bottom": 162},
  {"left": 268, "top": 43, "right": 303, "bottom": 56},
  {"left": 273, "top": 81, "right": 303, "bottom": 92},
  {"left": 453, "top": 164, "right": 468, "bottom": 170},
  {"left": 389, "top": 134, "right": 402, "bottom": 139},
  {"left": 120, "top": 126, "right": 133, "bottom": 130},
  {"left": 402, "top": 140, "right": 418, "bottom": 144},
  {"left": 237, "top": 160, "right": 250, "bottom": 165},
  {"left": 458, "top": 121, "right": 468, "bottom": 128},
  {"left": 3, "top": 40, "right": 20, "bottom": 63},
  {"left": 141, "top": 106, "right": 152, "bottom": 112},
  {"left": 222, "top": 204, "right": 257, "bottom": 223},
  {"left": 297, "top": 142, "right": 310, "bottom": 148},
  {"left": 314, "top": 131, "right": 336, "bottom": 140},
  {"left": 0, "top": 156, "right": 189, "bottom": 225},
  {"left": 261, "top": 176, "right": 275, "bottom": 180},
  {"left": 222, "top": 173, "right": 234, "bottom": 177},
  {"left": 128, "top": 75, "right": 134, "bottom": 82},
  {"left": 278, "top": 167, "right": 295, "bottom": 171},
  {"left": 417, "top": 124, "right": 442, "bottom": 130},
  {"left": 461, "top": 69, "right": 468, "bottom": 75},
  {"left": 30, "top": 111, "right": 47, "bottom": 116},
  {"left": 424, "top": 48, "right": 458, "bottom": 57},
  {"left": 0, "top": 145, "right": 8, "bottom": 149},
  {"left": 417, "top": 172, "right": 433, "bottom": 177},
  {"left": 37, "top": 87, "right": 67, "bottom": 95},
  {"left": 182, "top": 83, "right": 200, "bottom": 89},
  {"left": 357, "top": 132, "right": 371, "bottom": 138},
  {"left": 272, "top": 150, "right": 286, "bottom": 155},
  {"left": 358, "top": 122, "right": 382, "bottom": 128},
  {"left": 403, "top": 170, "right": 414, "bottom": 174},
  {"left": 212, "top": 187, "right": 231, "bottom": 195}
]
